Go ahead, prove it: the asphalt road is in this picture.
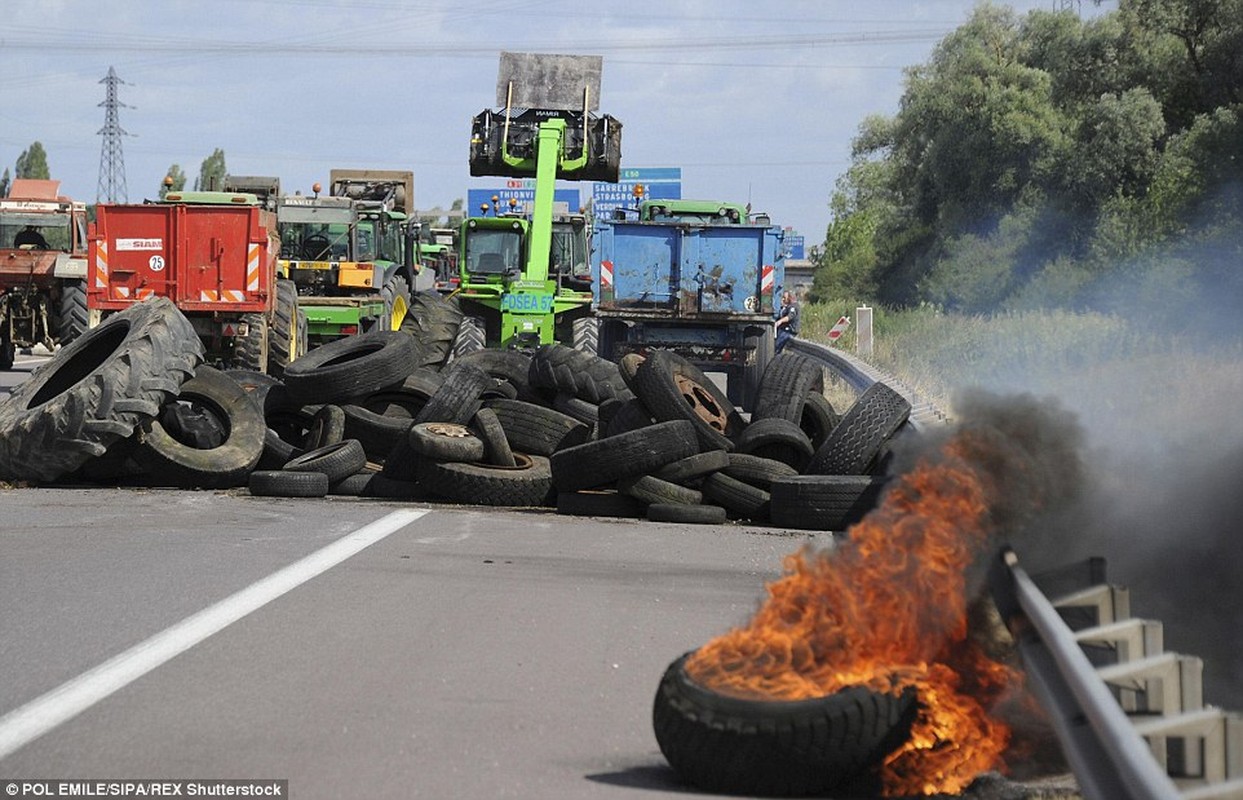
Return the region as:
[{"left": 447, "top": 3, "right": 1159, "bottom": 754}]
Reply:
[{"left": 0, "top": 483, "right": 827, "bottom": 799}]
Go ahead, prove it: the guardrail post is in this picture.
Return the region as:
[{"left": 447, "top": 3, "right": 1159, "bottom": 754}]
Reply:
[{"left": 856, "top": 305, "right": 873, "bottom": 357}]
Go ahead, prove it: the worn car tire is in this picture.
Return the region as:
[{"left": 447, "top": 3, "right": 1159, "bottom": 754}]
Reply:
[
  {"left": 652, "top": 449, "right": 730, "bottom": 485},
  {"left": 486, "top": 398, "right": 590, "bottom": 456},
  {"left": 0, "top": 297, "right": 202, "bottom": 482},
  {"left": 722, "top": 452, "right": 799, "bottom": 489},
  {"left": 618, "top": 474, "right": 703, "bottom": 506},
  {"left": 550, "top": 419, "right": 699, "bottom": 493},
  {"left": 700, "top": 472, "right": 771, "bottom": 521},
  {"left": 282, "top": 330, "right": 419, "bottom": 405},
  {"left": 752, "top": 352, "right": 824, "bottom": 424},
  {"left": 131, "top": 365, "right": 266, "bottom": 488},
  {"left": 801, "top": 390, "right": 840, "bottom": 450},
  {"left": 413, "top": 362, "right": 491, "bottom": 425},
  {"left": 555, "top": 489, "right": 645, "bottom": 518},
  {"left": 408, "top": 421, "right": 486, "bottom": 463},
  {"left": 471, "top": 407, "right": 516, "bottom": 468},
  {"left": 646, "top": 503, "right": 728, "bottom": 525},
  {"left": 418, "top": 453, "right": 553, "bottom": 507},
  {"left": 282, "top": 439, "right": 367, "bottom": 484},
  {"left": 248, "top": 469, "right": 329, "bottom": 498},
  {"left": 769, "top": 475, "right": 888, "bottom": 532},
  {"left": 341, "top": 403, "right": 413, "bottom": 461},
  {"left": 733, "top": 417, "right": 815, "bottom": 470},
  {"left": 653, "top": 653, "right": 918, "bottom": 796},
  {"left": 804, "top": 382, "right": 911, "bottom": 476}
]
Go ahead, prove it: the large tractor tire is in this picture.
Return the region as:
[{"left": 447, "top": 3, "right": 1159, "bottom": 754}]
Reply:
[
  {"left": 450, "top": 315, "right": 486, "bottom": 360},
  {"left": 400, "top": 290, "right": 462, "bottom": 368},
  {"left": 267, "top": 279, "right": 299, "bottom": 376},
  {"left": 56, "top": 279, "right": 91, "bottom": 347},
  {"left": 380, "top": 267, "right": 411, "bottom": 332},
  {"left": 0, "top": 297, "right": 202, "bottom": 482},
  {"left": 233, "top": 312, "right": 269, "bottom": 373}
]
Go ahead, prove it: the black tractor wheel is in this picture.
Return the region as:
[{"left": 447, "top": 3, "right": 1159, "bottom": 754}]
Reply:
[
  {"left": 380, "top": 267, "right": 411, "bottom": 332},
  {"left": 450, "top": 315, "right": 487, "bottom": 359},
  {"left": 400, "top": 290, "right": 462, "bottom": 368},
  {"left": 0, "top": 297, "right": 202, "bottom": 482},
  {"left": 56, "top": 278, "right": 90, "bottom": 347},
  {"left": 654, "top": 653, "right": 918, "bottom": 796},
  {"left": 233, "top": 312, "right": 269, "bottom": 373},
  {"left": 529, "top": 343, "right": 631, "bottom": 403},
  {"left": 267, "top": 279, "right": 299, "bottom": 376}
]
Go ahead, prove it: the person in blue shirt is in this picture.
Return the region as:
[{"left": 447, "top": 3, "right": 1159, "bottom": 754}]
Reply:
[{"left": 774, "top": 290, "right": 799, "bottom": 353}]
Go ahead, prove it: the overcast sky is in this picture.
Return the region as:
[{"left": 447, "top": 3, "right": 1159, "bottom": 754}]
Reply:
[{"left": 2, "top": 0, "right": 1100, "bottom": 245}]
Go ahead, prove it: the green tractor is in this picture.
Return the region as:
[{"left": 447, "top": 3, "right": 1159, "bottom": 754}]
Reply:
[{"left": 453, "top": 52, "right": 620, "bottom": 355}]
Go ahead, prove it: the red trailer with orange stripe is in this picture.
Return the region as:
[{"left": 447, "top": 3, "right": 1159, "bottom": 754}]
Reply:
[{"left": 89, "top": 190, "right": 304, "bottom": 374}]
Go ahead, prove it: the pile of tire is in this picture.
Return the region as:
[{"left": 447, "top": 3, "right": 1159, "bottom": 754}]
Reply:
[{"left": 0, "top": 293, "right": 914, "bottom": 534}]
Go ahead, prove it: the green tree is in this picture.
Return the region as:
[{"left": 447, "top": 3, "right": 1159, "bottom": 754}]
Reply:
[
  {"left": 15, "top": 141, "right": 50, "bottom": 179},
  {"left": 194, "top": 149, "right": 227, "bottom": 191},
  {"left": 160, "top": 164, "right": 187, "bottom": 198},
  {"left": 0, "top": 169, "right": 9, "bottom": 198}
]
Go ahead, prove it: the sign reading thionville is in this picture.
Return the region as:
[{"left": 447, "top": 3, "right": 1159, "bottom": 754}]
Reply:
[{"left": 591, "top": 167, "right": 681, "bottom": 218}]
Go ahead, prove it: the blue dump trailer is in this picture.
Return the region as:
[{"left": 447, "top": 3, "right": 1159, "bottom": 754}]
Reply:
[{"left": 591, "top": 205, "right": 785, "bottom": 411}]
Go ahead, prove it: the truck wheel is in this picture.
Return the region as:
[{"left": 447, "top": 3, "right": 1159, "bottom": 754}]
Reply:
[
  {"left": 632, "top": 349, "right": 743, "bottom": 452},
  {"left": 131, "top": 365, "right": 266, "bottom": 488},
  {"left": 418, "top": 452, "right": 554, "bottom": 507},
  {"left": 0, "top": 297, "right": 202, "bottom": 482},
  {"left": 450, "top": 315, "right": 486, "bottom": 359},
  {"left": 653, "top": 653, "right": 917, "bottom": 796},
  {"left": 380, "top": 268, "right": 411, "bottom": 332},
  {"left": 570, "top": 316, "right": 598, "bottom": 355},
  {"left": 56, "top": 279, "right": 90, "bottom": 347},
  {"left": 267, "top": 279, "right": 298, "bottom": 376},
  {"left": 234, "top": 312, "right": 269, "bottom": 373}
]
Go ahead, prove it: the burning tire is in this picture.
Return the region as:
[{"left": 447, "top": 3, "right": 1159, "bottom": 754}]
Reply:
[
  {"left": 0, "top": 297, "right": 202, "bottom": 483},
  {"left": 282, "top": 330, "right": 418, "bottom": 405},
  {"left": 632, "top": 349, "right": 743, "bottom": 452},
  {"left": 804, "top": 382, "right": 911, "bottom": 477},
  {"left": 653, "top": 653, "right": 918, "bottom": 797},
  {"left": 131, "top": 365, "right": 265, "bottom": 488}
]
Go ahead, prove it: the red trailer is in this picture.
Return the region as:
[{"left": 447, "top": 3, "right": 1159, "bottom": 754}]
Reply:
[{"left": 89, "top": 190, "right": 304, "bottom": 374}]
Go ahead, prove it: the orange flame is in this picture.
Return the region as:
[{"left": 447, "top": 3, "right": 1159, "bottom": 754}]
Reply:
[{"left": 685, "top": 431, "right": 1028, "bottom": 795}]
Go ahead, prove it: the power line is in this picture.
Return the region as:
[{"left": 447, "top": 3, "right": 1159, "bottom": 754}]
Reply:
[{"left": 96, "top": 66, "right": 132, "bottom": 204}]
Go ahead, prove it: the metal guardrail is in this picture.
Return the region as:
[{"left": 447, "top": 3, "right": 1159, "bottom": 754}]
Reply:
[{"left": 789, "top": 334, "right": 1243, "bottom": 800}]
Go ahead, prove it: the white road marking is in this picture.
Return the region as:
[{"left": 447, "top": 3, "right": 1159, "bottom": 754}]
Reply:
[{"left": 0, "top": 508, "right": 428, "bottom": 761}]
